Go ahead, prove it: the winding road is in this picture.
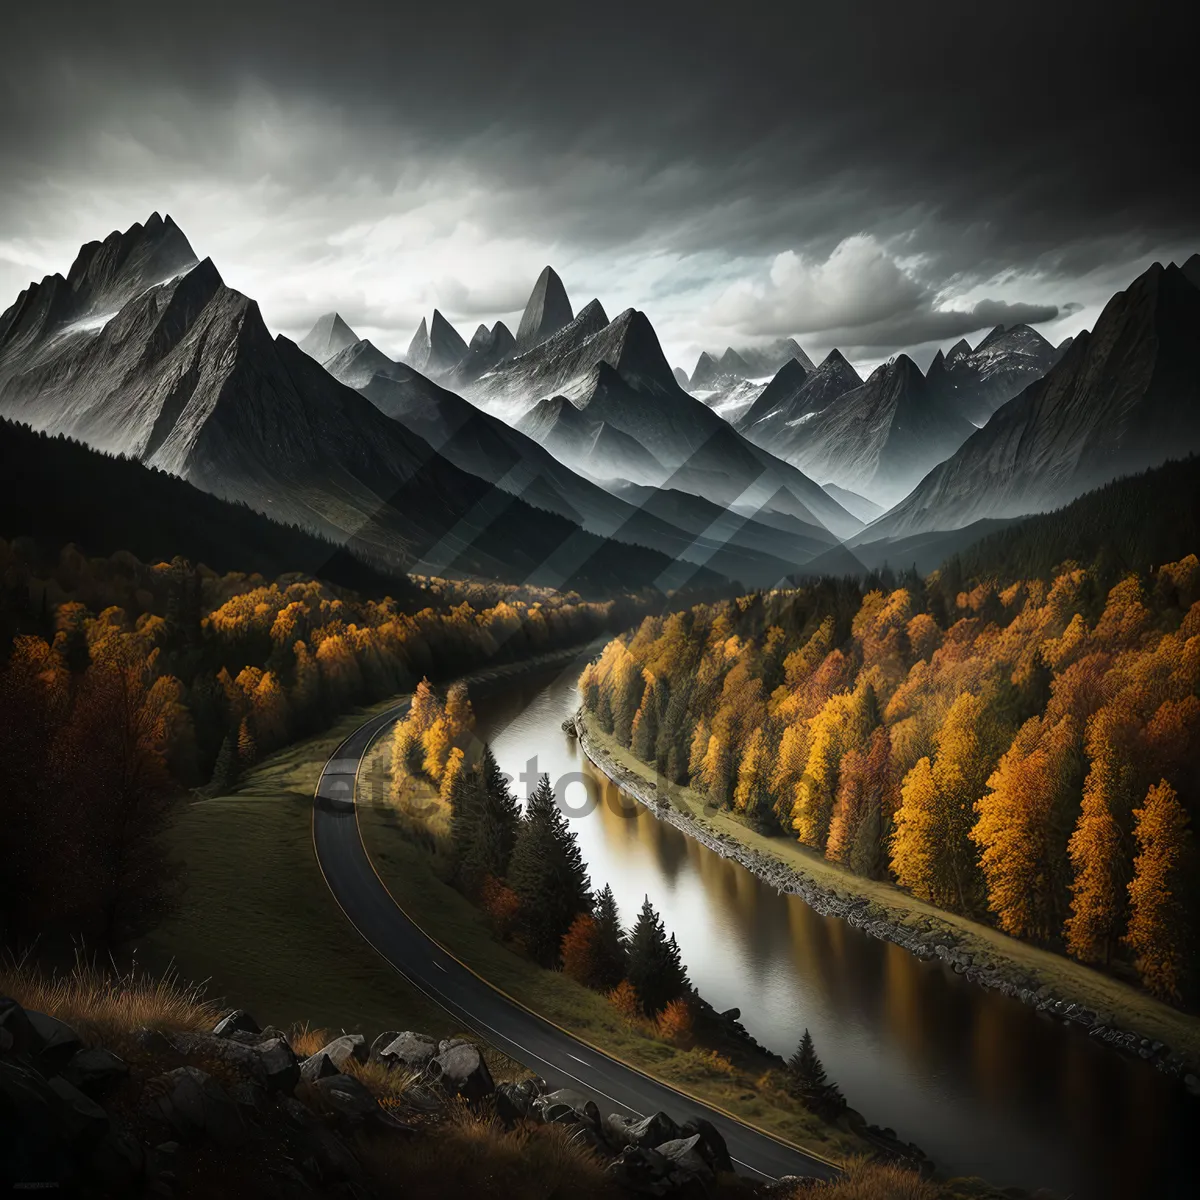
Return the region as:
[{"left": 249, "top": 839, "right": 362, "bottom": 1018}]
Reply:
[{"left": 311, "top": 695, "right": 841, "bottom": 1184}]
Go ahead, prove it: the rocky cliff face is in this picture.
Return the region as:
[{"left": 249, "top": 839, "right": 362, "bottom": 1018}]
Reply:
[
  {"left": 737, "top": 350, "right": 861, "bottom": 441},
  {"left": 867, "top": 259, "right": 1200, "bottom": 538}
]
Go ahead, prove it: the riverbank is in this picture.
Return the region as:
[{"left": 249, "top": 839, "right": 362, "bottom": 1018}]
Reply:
[{"left": 573, "top": 710, "right": 1200, "bottom": 1090}]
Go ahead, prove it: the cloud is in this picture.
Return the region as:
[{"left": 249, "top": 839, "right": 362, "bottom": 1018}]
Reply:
[
  {"left": 0, "top": 2, "right": 1195, "bottom": 366},
  {"left": 709, "top": 236, "right": 1061, "bottom": 350}
]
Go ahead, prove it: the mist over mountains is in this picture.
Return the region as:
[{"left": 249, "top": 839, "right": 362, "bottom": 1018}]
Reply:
[{"left": 2, "top": 213, "right": 1198, "bottom": 594}]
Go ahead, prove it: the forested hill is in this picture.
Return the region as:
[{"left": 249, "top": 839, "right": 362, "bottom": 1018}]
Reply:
[
  {"left": 942, "top": 455, "right": 1200, "bottom": 590},
  {"left": 1, "top": 417, "right": 416, "bottom": 601}
]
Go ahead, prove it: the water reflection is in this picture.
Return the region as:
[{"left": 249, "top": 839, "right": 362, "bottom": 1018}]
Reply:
[{"left": 474, "top": 659, "right": 1197, "bottom": 1199}]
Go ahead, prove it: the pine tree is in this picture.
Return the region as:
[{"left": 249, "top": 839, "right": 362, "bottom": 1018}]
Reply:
[
  {"left": 1125, "top": 781, "right": 1193, "bottom": 1001},
  {"left": 591, "top": 883, "right": 628, "bottom": 990},
  {"left": 461, "top": 746, "right": 521, "bottom": 889},
  {"left": 507, "top": 774, "right": 592, "bottom": 965},
  {"left": 786, "top": 1029, "right": 845, "bottom": 1118},
  {"left": 626, "top": 896, "right": 690, "bottom": 1017},
  {"left": 236, "top": 717, "right": 256, "bottom": 767},
  {"left": 209, "top": 732, "right": 239, "bottom": 794}
]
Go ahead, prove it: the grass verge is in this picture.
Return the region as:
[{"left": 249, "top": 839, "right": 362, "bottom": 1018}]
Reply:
[{"left": 136, "top": 697, "right": 450, "bottom": 1040}]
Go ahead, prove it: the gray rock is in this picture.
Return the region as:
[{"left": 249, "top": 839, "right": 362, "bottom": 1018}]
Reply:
[
  {"left": 255, "top": 1036, "right": 300, "bottom": 1092},
  {"left": 679, "top": 1117, "right": 733, "bottom": 1173},
  {"left": 495, "top": 1078, "right": 541, "bottom": 1122},
  {"left": 0, "top": 1059, "right": 67, "bottom": 1177},
  {"left": 316, "top": 1033, "right": 368, "bottom": 1069},
  {"left": 607, "top": 1144, "right": 671, "bottom": 1195},
  {"left": 212, "top": 1009, "right": 260, "bottom": 1038},
  {"left": 375, "top": 1030, "right": 438, "bottom": 1070},
  {"left": 310, "top": 1072, "right": 381, "bottom": 1129},
  {"left": 437, "top": 1037, "right": 473, "bottom": 1055},
  {"left": 656, "top": 1133, "right": 715, "bottom": 1180},
  {"left": 131, "top": 1027, "right": 176, "bottom": 1057},
  {"left": 229, "top": 1078, "right": 268, "bottom": 1112},
  {"left": 300, "top": 1051, "right": 341, "bottom": 1083},
  {"left": 47, "top": 1075, "right": 110, "bottom": 1146},
  {"left": 430, "top": 1041, "right": 494, "bottom": 1102},
  {"left": 369, "top": 1029, "right": 403, "bottom": 1062},
  {"left": 141, "top": 1066, "right": 246, "bottom": 1148},
  {"left": 26, "top": 1010, "right": 83, "bottom": 1072},
  {"left": 63, "top": 1046, "right": 130, "bottom": 1094},
  {"left": 0, "top": 996, "right": 44, "bottom": 1060},
  {"left": 622, "top": 1110, "right": 681, "bottom": 1149},
  {"left": 535, "top": 1087, "right": 591, "bottom": 1114}
]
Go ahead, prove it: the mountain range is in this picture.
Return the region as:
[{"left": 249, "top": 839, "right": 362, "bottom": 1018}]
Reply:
[
  {"left": 0, "top": 217, "right": 693, "bottom": 593},
  {"left": 864, "top": 258, "right": 1200, "bottom": 538},
  {"left": 4, "top": 211, "right": 1197, "bottom": 596}
]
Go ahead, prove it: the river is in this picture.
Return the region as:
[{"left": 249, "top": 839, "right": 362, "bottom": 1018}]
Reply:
[{"left": 471, "top": 652, "right": 1197, "bottom": 1199}]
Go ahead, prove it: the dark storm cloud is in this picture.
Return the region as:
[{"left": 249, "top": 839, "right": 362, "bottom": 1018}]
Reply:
[{"left": 1, "top": 0, "right": 1195, "bottom": 359}]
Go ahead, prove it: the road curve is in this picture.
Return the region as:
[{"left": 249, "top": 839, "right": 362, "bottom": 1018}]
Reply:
[{"left": 312, "top": 697, "right": 841, "bottom": 1184}]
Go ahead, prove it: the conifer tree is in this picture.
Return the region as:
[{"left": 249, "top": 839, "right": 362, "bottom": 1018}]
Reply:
[
  {"left": 786, "top": 1029, "right": 845, "bottom": 1118},
  {"left": 461, "top": 745, "right": 521, "bottom": 889},
  {"left": 508, "top": 774, "right": 592, "bottom": 964},
  {"left": 626, "top": 896, "right": 690, "bottom": 1017},
  {"left": 209, "top": 732, "right": 238, "bottom": 794},
  {"left": 591, "top": 883, "right": 628, "bottom": 990}
]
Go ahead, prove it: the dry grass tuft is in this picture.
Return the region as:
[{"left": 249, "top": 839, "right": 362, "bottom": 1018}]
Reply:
[
  {"left": 288, "top": 1022, "right": 331, "bottom": 1058},
  {"left": 355, "top": 1103, "right": 621, "bottom": 1200},
  {"left": 0, "top": 951, "right": 218, "bottom": 1041},
  {"left": 793, "top": 1158, "right": 942, "bottom": 1200}
]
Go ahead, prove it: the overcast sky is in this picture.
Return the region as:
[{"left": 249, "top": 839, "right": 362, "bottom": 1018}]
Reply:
[{"left": 1, "top": 1, "right": 1195, "bottom": 374}]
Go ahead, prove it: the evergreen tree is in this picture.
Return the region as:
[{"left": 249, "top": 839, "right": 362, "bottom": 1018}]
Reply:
[
  {"left": 626, "top": 896, "right": 690, "bottom": 1016},
  {"left": 786, "top": 1029, "right": 845, "bottom": 1118},
  {"left": 461, "top": 745, "right": 521, "bottom": 889},
  {"left": 591, "top": 883, "right": 628, "bottom": 990},
  {"left": 209, "top": 732, "right": 239, "bottom": 794},
  {"left": 508, "top": 775, "right": 592, "bottom": 965}
]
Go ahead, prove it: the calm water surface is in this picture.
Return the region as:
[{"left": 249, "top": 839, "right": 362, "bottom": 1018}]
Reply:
[{"left": 474, "top": 654, "right": 1197, "bottom": 1199}]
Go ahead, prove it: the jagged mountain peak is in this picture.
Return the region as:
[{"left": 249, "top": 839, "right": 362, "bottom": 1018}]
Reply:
[
  {"left": 975, "top": 324, "right": 1008, "bottom": 352},
  {"left": 603, "top": 308, "right": 678, "bottom": 389},
  {"left": 574, "top": 298, "right": 609, "bottom": 327},
  {"left": 406, "top": 317, "right": 430, "bottom": 369},
  {"left": 298, "top": 312, "right": 360, "bottom": 363},
  {"left": 1182, "top": 253, "right": 1200, "bottom": 291},
  {"left": 515, "top": 265, "right": 574, "bottom": 353},
  {"left": 718, "top": 347, "right": 752, "bottom": 375},
  {"left": 946, "top": 337, "right": 972, "bottom": 362},
  {"left": 770, "top": 357, "right": 808, "bottom": 388}
]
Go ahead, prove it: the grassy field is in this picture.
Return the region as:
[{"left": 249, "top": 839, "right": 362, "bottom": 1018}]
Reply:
[
  {"left": 578, "top": 712, "right": 1200, "bottom": 1065},
  {"left": 137, "top": 697, "right": 452, "bottom": 1040}
]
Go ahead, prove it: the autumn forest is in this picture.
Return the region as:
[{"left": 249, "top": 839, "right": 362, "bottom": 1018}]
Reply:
[{"left": 580, "top": 559, "right": 1200, "bottom": 1006}]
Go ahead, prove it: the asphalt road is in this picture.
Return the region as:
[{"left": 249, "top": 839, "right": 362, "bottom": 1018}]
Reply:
[{"left": 311, "top": 697, "right": 840, "bottom": 1183}]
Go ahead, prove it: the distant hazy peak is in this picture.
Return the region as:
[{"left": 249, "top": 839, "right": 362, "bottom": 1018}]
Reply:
[
  {"left": 298, "top": 312, "right": 360, "bottom": 362},
  {"left": 515, "top": 265, "right": 574, "bottom": 353}
]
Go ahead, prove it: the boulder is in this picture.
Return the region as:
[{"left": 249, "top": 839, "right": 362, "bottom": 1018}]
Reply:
[
  {"left": 63, "top": 1047, "right": 130, "bottom": 1095},
  {"left": 608, "top": 1110, "right": 681, "bottom": 1149},
  {"left": 255, "top": 1037, "right": 300, "bottom": 1092},
  {"left": 495, "top": 1078, "right": 541, "bottom": 1122},
  {"left": 299, "top": 1051, "right": 341, "bottom": 1084},
  {"left": 369, "top": 1030, "right": 403, "bottom": 1062},
  {"left": 130, "top": 1028, "right": 176, "bottom": 1057},
  {"left": 678, "top": 1117, "right": 733, "bottom": 1173},
  {"left": 212, "top": 1009, "right": 260, "bottom": 1039},
  {"left": 310, "top": 1072, "right": 382, "bottom": 1129},
  {"left": 0, "top": 997, "right": 44, "bottom": 1060},
  {"left": 47, "top": 1076, "right": 110, "bottom": 1147},
  {"left": 536, "top": 1087, "right": 591, "bottom": 1114},
  {"left": 0, "top": 1059, "right": 67, "bottom": 1180},
  {"left": 315, "top": 1033, "right": 368, "bottom": 1069},
  {"left": 375, "top": 1031, "right": 438, "bottom": 1071},
  {"left": 438, "top": 1037, "right": 473, "bottom": 1054},
  {"left": 429, "top": 1041, "right": 494, "bottom": 1102},
  {"left": 26, "top": 1010, "right": 83, "bottom": 1073},
  {"left": 607, "top": 1144, "right": 672, "bottom": 1196},
  {"left": 656, "top": 1133, "right": 715, "bottom": 1181},
  {"left": 141, "top": 1066, "right": 247, "bottom": 1149}
]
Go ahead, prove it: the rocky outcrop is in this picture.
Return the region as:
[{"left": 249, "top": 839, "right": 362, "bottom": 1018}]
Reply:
[
  {"left": 0, "top": 993, "right": 757, "bottom": 1197},
  {"left": 572, "top": 711, "right": 1199, "bottom": 1088}
]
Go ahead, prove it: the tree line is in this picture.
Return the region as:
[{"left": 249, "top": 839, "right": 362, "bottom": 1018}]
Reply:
[
  {"left": 0, "top": 534, "right": 654, "bottom": 954},
  {"left": 580, "top": 557, "right": 1200, "bottom": 1006}
]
